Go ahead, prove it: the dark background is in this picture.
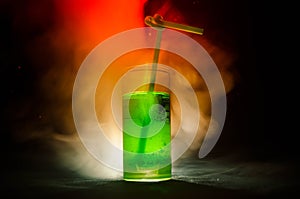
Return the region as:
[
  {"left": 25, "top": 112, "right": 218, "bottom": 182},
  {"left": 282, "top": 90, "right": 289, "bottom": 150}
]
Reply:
[{"left": 1, "top": 0, "right": 297, "bottom": 198}]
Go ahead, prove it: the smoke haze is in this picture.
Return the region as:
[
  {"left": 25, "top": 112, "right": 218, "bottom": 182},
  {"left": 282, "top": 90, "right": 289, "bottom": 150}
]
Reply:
[{"left": 2, "top": 0, "right": 246, "bottom": 179}]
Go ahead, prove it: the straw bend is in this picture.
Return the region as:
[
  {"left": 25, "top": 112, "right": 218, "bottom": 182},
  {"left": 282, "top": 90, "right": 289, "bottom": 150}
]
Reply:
[{"left": 145, "top": 14, "right": 204, "bottom": 35}]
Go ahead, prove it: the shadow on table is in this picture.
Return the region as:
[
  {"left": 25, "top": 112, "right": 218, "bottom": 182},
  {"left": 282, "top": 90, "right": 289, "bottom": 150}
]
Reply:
[
  {"left": 2, "top": 143, "right": 298, "bottom": 199},
  {"left": 3, "top": 178, "right": 275, "bottom": 199}
]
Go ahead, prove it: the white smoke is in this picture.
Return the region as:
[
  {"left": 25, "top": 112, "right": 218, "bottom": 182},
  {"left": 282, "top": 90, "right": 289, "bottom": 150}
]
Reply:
[{"left": 8, "top": 0, "right": 237, "bottom": 179}]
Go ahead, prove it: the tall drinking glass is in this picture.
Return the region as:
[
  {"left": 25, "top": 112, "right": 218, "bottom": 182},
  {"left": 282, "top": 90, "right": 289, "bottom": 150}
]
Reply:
[{"left": 122, "top": 66, "right": 171, "bottom": 182}]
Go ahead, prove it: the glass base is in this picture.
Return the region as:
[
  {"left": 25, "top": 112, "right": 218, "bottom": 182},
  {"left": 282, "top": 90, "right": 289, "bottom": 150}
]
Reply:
[
  {"left": 123, "top": 166, "right": 172, "bottom": 182},
  {"left": 124, "top": 177, "right": 171, "bottom": 182}
]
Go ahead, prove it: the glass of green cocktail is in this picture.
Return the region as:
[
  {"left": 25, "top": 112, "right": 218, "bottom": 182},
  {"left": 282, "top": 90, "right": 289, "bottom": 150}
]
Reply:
[{"left": 122, "top": 67, "right": 171, "bottom": 182}]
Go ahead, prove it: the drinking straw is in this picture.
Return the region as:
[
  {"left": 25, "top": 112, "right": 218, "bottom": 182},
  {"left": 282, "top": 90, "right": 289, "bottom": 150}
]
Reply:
[
  {"left": 135, "top": 15, "right": 165, "bottom": 154},
  {"left": 136, "top": 14, "right": 204, "bottom": 153},
  {"left": 148, "top": 27, "right": 163, "bottom": 92},
  {"left": 145, "top": 14, "right": 204, "bottom": 92}
]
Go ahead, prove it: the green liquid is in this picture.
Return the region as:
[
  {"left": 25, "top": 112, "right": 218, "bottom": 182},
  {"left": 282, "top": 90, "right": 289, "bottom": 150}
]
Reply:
[{"left": 123, "top": 91, "right": 171, "bottom": 181}]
